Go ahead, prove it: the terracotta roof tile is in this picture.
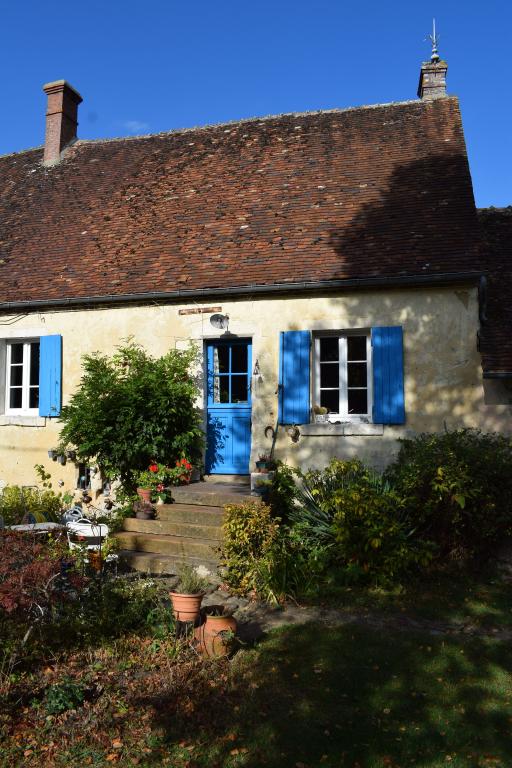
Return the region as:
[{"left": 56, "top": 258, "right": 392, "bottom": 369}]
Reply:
[
  {"left": 478, "top": 207, "right": 512, "bottom": 375},
  {"left": 0, "top": 97, "right": 482, "bottom": 307}
]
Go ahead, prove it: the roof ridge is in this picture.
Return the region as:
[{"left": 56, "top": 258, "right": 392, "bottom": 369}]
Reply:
[
  {"left": 0, "top": 96, "right": 458, "bottom": 159},
  {"left": 74, "top": 97, "right": 453, "bottom": 148}
]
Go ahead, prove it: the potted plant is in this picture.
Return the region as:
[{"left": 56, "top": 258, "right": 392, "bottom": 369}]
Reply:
[
  {"left": 170, "top": 564, "right": 209, "bottom": 624},
  {"left": 251, "top": 475, "right": 273, "bottom": 499},
  {"left": 132, "top": 459, "right": 194, "bottom": 504},
  {"left": 195, "top": 605, "right": 237, "bottom": 658},
  {"left": 255, "top": 453, "right": 276, "bottom": 473},
  {"left": 133, "top": 499, "right": 155, "bottom": 520},
  {"left": 132, "top": 462, "right": 168, "bottom": 503},
  {"left": 313, "top": 404, "right": 328, "bottom": 423}
]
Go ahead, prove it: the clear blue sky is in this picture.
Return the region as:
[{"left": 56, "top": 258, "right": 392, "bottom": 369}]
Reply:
[{"left": 1, "top": 0, "right": 510, "bottom": 207}]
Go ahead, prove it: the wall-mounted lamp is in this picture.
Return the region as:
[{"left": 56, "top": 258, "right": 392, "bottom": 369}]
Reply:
[
  {"left": 209, "top": 313, "right": 230, "bottom": 332},
  {"left": 253, "top": 359, "right": 261, "bottom": 377}
]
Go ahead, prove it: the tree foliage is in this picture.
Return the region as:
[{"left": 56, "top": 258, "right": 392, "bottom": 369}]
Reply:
[{"left": 58, "top": 341, "right": 204, "bottom": 488}]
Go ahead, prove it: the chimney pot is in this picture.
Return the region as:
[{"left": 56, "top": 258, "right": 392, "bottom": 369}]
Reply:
[
  {"left": 417, "top": 59, "right": 448, "bottom": 100},
  {"left": 42, "top": 80, "right": 83, "bottom": 165}
]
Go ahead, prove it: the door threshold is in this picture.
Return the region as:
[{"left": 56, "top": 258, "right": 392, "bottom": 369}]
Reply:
[{"left": 203, "top": 474, "right": 250, "bottom": 485}]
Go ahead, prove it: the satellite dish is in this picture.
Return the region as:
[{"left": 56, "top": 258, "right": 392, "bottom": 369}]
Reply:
[{"left": 210, "top": 313, "right": 229, "bottom": 331}]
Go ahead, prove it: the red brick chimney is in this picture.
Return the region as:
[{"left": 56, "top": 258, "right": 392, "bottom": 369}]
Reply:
[{"left": 42, "top": 80, "right": 83, "bottom": 165}]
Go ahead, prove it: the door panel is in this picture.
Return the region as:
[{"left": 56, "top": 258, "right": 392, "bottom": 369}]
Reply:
[{"left": 205, "top": 339, "right": 251, "bottom": 474}]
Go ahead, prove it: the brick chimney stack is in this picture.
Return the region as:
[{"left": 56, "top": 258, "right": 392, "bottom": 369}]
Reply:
[
  {"left": 417, "top": 59, "right": 448, "bottom": 100},
  {"left": 42, "top": 80, "right": 83, "bottom": 165}
]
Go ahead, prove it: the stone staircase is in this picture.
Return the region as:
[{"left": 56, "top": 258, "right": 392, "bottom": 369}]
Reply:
[{"left": 115, "top": 479, "right": 252, "bottom": 575}]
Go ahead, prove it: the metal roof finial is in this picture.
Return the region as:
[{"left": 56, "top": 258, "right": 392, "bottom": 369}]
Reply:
[{"left": 428, "top": 18, "right": 440, "bottom": 62}]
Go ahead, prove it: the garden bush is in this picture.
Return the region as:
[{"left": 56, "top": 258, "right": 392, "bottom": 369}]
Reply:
[
  {"left": 289, "top": 459, "right": 433, "bottom": 585},
  {"left": 385, "top": 429, "right": 512, "bottom": 561},
  {"left": 220, "top": 501, "right": 281, "bottom": 596},
  {"left": 0, "top": 485, "right": 64, "bottom": 526},
  {"left": 58, "top": 341, "right": 204, "bottom": 491}
]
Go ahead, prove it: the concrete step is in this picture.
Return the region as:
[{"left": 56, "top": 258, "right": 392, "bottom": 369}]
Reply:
[
  {"left": 115, "top": 531, "right": 220, "bottom": 561},
  {"left": 123, "top": 517, "right": 223, "bottom": 540},
  {"left": 118, "top": 550, "right": 219, "bottom": 576},
  {"left": 156, "top": 503, "right": 225, "bottom": 525},
  {"left": 171, "top": 484, "right": 254, "bottom": 507}
]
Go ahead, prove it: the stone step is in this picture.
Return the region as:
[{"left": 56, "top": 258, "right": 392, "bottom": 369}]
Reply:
[
  {"left": 156, "top": 503, "right": 225, "bottom": 525},
  {"left": 123, "top": 517, "right": 223, "bottom": 540},
  {"left": 115, "top": 531, "right": 220, "bottom": 561},
  {"left": 203, "top": 474, "right": 250, "bottom": 485},
  {"left": 118, "top": 550, "right": 219, "bottom": 576},
  {"left": 171, "top": 485, "right": 254, "bottom": 507}
]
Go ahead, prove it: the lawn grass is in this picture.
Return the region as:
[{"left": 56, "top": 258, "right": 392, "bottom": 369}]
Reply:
[
  {"left": 3, "top": 621, "right": 512, "bottom": 767},
  {"left": 311, "top": 564, "right": 512, "bottom": 629},
  {"left": 2, "top": 567, "right": 512, "bottom": 767}
]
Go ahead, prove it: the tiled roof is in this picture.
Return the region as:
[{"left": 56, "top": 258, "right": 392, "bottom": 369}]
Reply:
[
  {"left": 0, "top": 96, "right": 482, "bottom": 307},
  {"left": 478, "top": 207, "right": 512, "bottom": 375}
]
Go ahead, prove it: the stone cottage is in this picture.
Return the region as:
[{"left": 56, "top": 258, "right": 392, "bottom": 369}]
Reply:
[{"left": 0, "top": 51, "right": 510, "bottom": 494}]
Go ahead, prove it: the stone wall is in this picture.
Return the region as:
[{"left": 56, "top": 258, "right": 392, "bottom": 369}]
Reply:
[{"left": 0, "top": 284, "right": 509, "bottom": 491}]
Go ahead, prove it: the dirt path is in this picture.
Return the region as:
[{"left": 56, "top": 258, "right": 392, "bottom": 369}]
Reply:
[{"left": 200, "top": 588, "right": 512, "bottom": 643}]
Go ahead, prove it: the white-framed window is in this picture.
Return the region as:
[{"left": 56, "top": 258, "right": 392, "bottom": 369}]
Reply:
[
  {"left": 5, "top": 339, "right": 40, "bottom": 415},
  {"left": 313, "top": 332, "right": 372, "bottom": 422}
]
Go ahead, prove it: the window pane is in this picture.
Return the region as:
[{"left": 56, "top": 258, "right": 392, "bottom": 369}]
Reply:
[
  {"left": 231, "top": 375, "right": 248, "bottom": 403},
  {"left": 10, "top": 365, "right": 23, "bottom": 387},
  {"left": 347, "top": 362, "right": 367, "bottom": 388},
  {"left": 319, "top": 337, "right": 339, "bottom": 362},
  {"left": 348, "top": 389, "right": 368, "bottom": 414},
  {"left": 9, "top": 388, "right": 22, "bottom": 409},
  {"left": 214, "top": 347, "right": 229, "bottom": 374},
  {"left": 214, "top": 376, "right": 230, "bottom": 403},
  {"left": 29, "top": 388, "right": 39, "bottom": 409},
  {"left": 347, "top": 336, "right": 367, "bottom": 361},
  {"left": 10, "top": 343, "right": 23, "bottom": 364},
  {"left": 30, "top": 343, "right": 40, "bottom": 385},
  {"left": 320, "top": 389, "right": 339, "bottom": 413},
  {"left": 231, "top": 345, "right": 248, "bottom": 373},
  {"left": 320, "top": 363, "right": 339, "bottom": 388}
]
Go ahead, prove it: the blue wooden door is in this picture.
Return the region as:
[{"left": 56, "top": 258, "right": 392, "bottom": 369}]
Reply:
[{"left": 205, "top": 339, "right": 252, "bottom": 474}]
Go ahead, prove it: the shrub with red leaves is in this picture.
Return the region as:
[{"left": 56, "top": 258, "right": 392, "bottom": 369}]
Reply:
[{"left": 0, "top": 531, "right": 86, "bottom": 620}]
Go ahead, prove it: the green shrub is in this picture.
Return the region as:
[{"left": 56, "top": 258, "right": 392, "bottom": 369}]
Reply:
[
  {"left": 290, "top": 459, "right": 432, "bottom": 584},
  {"left": 58, "top": 341, "right": 204, "bottom": 491},
  {"left": 385, "top": 429, "right": 512, "bottom": 561},
  {"left": 0, "top": 485, "right": 63, "bottom": 526},
  {"left": 268, "top": 461, "right": 299, "bottom": 523},
  {"left": 220, "top": 501, "right": 281, "bottom": 595},
  {"left": 330, "top": 475, "right": 434, "bottom": 583}
]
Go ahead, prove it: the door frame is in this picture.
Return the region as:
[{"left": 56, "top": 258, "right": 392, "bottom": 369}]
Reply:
[{"left": 204, "top": 337, "right": 252, "bottom": 475}]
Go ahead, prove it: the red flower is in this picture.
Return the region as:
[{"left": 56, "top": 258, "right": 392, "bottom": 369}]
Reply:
[
  {"left": 156, "top": 483, "right": 164, "bottom": 492},
  {"left": 149, "top": 464, "right": 159, "bottom": 473}
]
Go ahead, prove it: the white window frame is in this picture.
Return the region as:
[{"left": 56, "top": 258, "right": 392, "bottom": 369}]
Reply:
[
  {"left": 5, "top": 339, "right": 40, "bottom": 416},
  {"left": 313, "top": 331, "right": 373, "bottom": 423}
]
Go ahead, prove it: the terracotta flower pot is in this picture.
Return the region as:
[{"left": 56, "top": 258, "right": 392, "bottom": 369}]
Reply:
[
  {"left": 136, "top": 487, "right": 152, "bottom": 504},
  {"left": 195, "top": 611, "right": 237, "bottom": 657},
  {"left": 170, "top": 591, "right": 204, "bottom": 623},
  {"left": 88, "top": 551, "right": 102, "bottom": 573}
]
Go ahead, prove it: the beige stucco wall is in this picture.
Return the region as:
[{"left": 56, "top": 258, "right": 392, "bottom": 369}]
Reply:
[{"left": 0, "top": 285, "right": 510, "bottom": 491}]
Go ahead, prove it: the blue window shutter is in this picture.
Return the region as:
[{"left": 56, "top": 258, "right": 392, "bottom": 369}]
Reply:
[
  {"left": 39, "top": 335, "right": 62, "bottom": 418},
  {"left": 372, "top": 327, "right": 405, "bottom": 424},
  {"left": 278, "top": 331, "right": 311, "bottom": 424}
]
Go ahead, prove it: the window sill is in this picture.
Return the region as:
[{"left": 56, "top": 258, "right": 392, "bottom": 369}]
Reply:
[
  {"left": 300, "top": 422, "right": 384, "bottom": 436},
  {"left": 0, "top": 415, "right": 47, "bottom": 427}
]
